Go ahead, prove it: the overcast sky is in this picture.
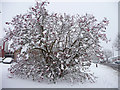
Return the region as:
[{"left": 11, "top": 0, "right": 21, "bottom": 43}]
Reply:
[{"left": 0, "top": 0, "right": 118, "bottom": 50}]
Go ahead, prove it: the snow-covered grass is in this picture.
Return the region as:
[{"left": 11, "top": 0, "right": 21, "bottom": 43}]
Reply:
[{"left": 1, "top": 63, "right": 118, "bottom": 88}]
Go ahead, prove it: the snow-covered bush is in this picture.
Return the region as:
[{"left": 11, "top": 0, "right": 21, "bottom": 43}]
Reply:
[{"left": 4, "top": 1, "right": 109, "bottom": 83}]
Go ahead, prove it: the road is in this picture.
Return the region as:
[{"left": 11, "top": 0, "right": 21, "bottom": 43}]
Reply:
[
  {"left": 99, "top": 63, "right": 120, "bottom": 89},
  {"left": 102, "top": 63, "right": 120, "bottom": 72}
]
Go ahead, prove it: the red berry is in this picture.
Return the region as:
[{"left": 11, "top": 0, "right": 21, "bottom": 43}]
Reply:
[
  {"left": 87, "top": 29, "right": 89, "bottom": 31},
  {"left": 6, "top": 22, "right": 9, "bottom": 24},
  {"left": 52, "top": 32, "right": 55, "bottom": 34}
]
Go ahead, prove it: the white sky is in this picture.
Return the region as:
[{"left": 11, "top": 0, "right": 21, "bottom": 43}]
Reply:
[{"left": 0, "top": 0, "right": 118, "bottom": 50}]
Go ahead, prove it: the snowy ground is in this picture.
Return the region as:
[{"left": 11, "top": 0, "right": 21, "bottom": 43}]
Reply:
[{"left": 1, "top": 62, "right": 118, "bottom": 88}]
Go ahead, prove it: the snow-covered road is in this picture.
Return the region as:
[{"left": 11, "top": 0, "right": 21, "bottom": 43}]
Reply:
[{"left": 1, "top": 63, "right": 118, "bottom": 88}]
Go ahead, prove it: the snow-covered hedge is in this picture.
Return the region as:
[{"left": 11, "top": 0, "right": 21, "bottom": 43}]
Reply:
[{"left": 4, "top": 1, "right": 109, "bottom": 83}]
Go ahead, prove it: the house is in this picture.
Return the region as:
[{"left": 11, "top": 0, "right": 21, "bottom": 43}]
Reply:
[{"left": 0, "top": 38, "right": 9, "bottom": 58}]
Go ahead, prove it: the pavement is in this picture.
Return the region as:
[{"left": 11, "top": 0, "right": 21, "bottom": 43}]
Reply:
[
  {"left": 102, "top": 63, "right": 120, "bottom": 72},
  {"left": 100, "top": 63, "right": 120, "bottom": 89}
]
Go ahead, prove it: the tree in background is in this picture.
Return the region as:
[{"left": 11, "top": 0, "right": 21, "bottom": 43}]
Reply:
[
  {"left": 113, "top": 33, "right": 120, "bottom": 52},
  {"left": 4, "top": 1, "right": 109, "bottom": 83},
  {"left": 103, "top": 49, "right": 112, "bottom": 62}
]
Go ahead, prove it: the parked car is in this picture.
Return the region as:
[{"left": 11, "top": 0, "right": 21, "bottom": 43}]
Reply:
[
  {"left": 99, "top": 60, "right": 106, "bottom": 64},
  {"left": 5, "top": 52, "right": 14, "bottom": 58},
  {"left": 108, "top": 56, "right": 120, "bottom": 64},
  {"left": 2, "top": 57, "right": 13, "bottom": 64},
  {"left": 113, "top": 61, "right": 120, "bottom": 65}
]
